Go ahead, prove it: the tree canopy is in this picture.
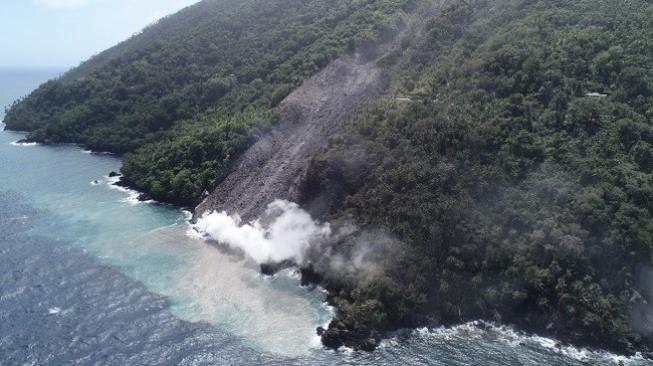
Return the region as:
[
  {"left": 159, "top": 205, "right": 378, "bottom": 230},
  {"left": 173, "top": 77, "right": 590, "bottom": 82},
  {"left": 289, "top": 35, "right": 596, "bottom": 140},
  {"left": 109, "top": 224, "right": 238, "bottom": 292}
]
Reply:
[
  {"left": 306, "top": 0, "right": 653, "bottom": 353},
  {"left": 4, "top": 0, "right": 415, "bottom": 205}
]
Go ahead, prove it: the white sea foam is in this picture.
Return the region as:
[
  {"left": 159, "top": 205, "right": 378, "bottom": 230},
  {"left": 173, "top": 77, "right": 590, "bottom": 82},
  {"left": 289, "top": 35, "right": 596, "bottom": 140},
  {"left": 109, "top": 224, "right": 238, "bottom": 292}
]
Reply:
[
  {"left": 181, "top": 210, "right": 193, "bottom": 221},
  {"left": 414, "top": 321, "right": 646, "bottom": 364},
  {"left": 121, "top": 192, "right": 142, "bottom": 205},
  {"left": 105, "top": 176, "right": 135, "bottom": 195},
  {"left": 193, "top": 200, "right": 331, "bottom": 264},
  {"left": 10, "top": 140, "right": 38, "bottom": 147},
  {"left": 0, "top": 287, "right": 26, "bottom": 301},
  {"left": 105, "top": 175, "right": 122, "bottom": 185},
  {"left": 104, "top": 175, "right": 154, "bottom": 205},
  {"left": 81, "top": 149, "right": 114, "bottom": 155},
  {"left": 278, "top": 268, "right": 302, "bottom": 281},
  {"left": 337, "top": 345, "right": 355, "bottom": 355},
  {"left": 309, "top": 293, "right": 336, "bottom": 349},
  {"left": 3, "top": 215, "right": 29, "bottom": 221},
  {"left": 120, "top": 189, "right": 154, "bottom": 205}
]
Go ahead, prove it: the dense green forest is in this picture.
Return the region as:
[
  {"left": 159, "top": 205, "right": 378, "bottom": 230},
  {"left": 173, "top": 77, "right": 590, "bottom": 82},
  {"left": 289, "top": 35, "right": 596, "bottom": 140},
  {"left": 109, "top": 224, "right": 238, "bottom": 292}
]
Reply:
[
  {"left": 4, "top": 0, "right": 414, "bottom": 205},
  {"left": 5, "top": 0, "right": 653, "bottom": 355},
  {"left": 303, "top": 0, "right": 653, "bottom": 354}
]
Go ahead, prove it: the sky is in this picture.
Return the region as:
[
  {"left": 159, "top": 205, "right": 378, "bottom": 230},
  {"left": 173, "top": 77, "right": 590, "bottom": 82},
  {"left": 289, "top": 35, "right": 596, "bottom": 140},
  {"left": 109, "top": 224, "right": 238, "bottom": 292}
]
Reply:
[{"left": 0, "top": 0, "right": 200, "bottom": 69}]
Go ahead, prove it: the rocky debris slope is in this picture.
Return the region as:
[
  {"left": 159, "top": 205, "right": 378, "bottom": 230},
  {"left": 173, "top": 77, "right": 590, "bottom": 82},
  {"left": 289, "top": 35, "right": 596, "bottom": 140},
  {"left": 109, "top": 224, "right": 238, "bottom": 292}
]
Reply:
[{"left": 194, "top": 0, "right": 446, "bottom": 222}]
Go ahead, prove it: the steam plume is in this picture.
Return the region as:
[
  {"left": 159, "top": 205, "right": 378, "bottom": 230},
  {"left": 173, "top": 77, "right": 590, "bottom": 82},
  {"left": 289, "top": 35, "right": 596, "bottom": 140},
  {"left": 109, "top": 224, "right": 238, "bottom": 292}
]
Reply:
[{"left": 193, "top": 200, "right": 331, "bottom": 264}]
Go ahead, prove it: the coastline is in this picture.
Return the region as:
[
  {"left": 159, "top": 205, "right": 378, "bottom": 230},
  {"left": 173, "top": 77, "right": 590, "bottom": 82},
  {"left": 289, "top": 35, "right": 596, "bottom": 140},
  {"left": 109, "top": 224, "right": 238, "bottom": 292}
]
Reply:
[
  {"left": 391, "top": 323, "right": 645, "bottom": 365},
  {"left": 6, "top": 125, "right": 652, "bottom": 362}
]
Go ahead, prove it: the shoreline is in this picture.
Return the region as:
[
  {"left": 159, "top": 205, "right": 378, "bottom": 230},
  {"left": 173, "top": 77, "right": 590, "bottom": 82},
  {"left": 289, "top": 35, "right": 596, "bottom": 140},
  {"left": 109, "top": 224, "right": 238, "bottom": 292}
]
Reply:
[
  {"left": 7, "top": 127, "right": 652, "bottom": 362},
  {"left": 387, "top": 322, "right": 645, "bottom": 365}
]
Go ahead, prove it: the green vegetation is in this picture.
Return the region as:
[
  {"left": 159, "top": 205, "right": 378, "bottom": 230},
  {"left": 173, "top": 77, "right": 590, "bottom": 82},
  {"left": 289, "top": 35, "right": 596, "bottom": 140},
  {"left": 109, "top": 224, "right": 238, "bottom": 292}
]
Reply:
[
  {"left": 4, "top": 0, "right": 414, "bottom": 205},
  {"left": 306, "top": 0, "right": 653, "bottom": 353},
  {"left": 6, "top": 0, "right": 653, "bottom": 355}
]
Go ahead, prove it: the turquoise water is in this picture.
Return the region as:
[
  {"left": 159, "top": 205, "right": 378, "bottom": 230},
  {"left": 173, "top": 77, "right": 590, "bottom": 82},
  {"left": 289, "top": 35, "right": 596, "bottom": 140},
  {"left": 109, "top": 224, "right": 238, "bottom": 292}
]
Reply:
[
  {"left": 0, "top": 125, "right": 332, "bottom": 357},
  {"left": 1, "top": 70, "right": 650, "bottom": 365}
]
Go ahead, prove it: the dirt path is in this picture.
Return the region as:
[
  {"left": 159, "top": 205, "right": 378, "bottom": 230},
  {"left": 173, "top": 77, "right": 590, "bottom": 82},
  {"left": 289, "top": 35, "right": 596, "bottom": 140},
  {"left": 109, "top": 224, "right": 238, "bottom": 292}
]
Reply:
[{"left": 194, "top": 0, "right": 445, "bottom": 221}]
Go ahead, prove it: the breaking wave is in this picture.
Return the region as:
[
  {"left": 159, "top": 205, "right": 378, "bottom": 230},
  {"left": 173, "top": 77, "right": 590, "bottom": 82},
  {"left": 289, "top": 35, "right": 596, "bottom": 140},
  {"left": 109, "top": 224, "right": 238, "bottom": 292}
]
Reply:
[{"left": 10, "top": 140, "right": 39, "bottom": 147}]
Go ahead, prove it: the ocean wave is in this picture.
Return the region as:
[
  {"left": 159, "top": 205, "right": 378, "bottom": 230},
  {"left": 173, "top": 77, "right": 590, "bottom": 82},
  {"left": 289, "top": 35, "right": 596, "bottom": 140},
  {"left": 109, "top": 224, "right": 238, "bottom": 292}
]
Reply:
[
  {"left": 0, "top": 286, "right": 26, "bottom": 301},
  {"left": 277, "top": 267, "right": 302, "bottom": 281},
  {"left": 411, "top": 321, "right": 645, "bottom": 364},
  {"left": 105, "top": 175, "right": 122, "bottom": 185},
  {"left": 120, "top": 190, "right": 155, "bottom": 205},
  {"left": 104, "top": 175, "right": 154, "bottom": 205},
  {"left": 181, "top": 210, "right": 193, "bottom": 221},
  {"left": 81, "top": 149, "right": 114, "bottom": 155},
  {"left": 336, "top": 345, "right": 355, "bottom": 355},
  {"left": 10, "top": 140, "right": 39, "bottom": 147}
]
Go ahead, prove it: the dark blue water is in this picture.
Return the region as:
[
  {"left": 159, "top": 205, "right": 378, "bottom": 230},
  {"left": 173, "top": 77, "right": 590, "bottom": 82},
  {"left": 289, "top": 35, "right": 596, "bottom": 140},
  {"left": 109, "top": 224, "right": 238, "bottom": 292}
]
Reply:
[
  {"left": 0, "top": 70, "right": 649, "bottom": 365},
  {"left": 0, "top": 192, "right": 273, "bottom": 365}
]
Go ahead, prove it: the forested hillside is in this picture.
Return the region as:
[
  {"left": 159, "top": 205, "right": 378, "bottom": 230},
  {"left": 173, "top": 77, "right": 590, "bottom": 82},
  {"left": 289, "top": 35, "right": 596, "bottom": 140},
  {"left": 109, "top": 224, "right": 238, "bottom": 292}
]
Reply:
[
  {"left": 4, "top": 0, "right": 414, "bottom": 205},
  {"left": 5, "top": 0, "right": 653, "bottom": 356},
  {"left": 303, "top": 0, "right": 653, "bottom": 354}
]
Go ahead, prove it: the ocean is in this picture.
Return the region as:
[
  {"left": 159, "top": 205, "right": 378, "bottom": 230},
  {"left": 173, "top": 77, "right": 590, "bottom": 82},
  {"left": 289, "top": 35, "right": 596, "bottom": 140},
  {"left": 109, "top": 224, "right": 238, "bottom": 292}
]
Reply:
[{"left": 0, "top": 69, "right": 648, "bottom": 365}]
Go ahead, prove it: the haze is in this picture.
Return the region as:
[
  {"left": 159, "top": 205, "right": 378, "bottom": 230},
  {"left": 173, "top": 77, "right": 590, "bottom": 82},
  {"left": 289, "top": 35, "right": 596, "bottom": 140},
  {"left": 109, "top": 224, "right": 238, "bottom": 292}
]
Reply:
[{"left": 0, "top": 0, "right": 200, "bottom": 69}]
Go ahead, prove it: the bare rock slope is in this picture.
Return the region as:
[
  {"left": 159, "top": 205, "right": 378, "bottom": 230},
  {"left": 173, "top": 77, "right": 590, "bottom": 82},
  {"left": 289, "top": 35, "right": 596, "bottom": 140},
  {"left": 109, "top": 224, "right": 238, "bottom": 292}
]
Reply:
[{"left": 195, "top": 1, "right": 444, "bottom": 221}]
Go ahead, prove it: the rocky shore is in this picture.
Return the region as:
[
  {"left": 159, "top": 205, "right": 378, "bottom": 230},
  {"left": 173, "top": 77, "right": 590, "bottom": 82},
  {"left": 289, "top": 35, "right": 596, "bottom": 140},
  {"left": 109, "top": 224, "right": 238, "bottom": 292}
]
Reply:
[
  {"left": 108, "top": 171, "right": 153, "bottom": 203},
  {"left": 249, "top": 261, "right": 653, "bottom": 360}
]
